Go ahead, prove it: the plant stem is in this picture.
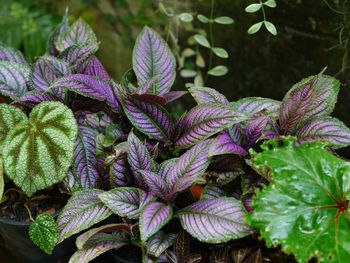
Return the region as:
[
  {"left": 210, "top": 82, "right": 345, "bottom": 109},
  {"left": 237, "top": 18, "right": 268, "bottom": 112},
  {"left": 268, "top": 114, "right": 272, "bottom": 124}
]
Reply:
[
  {"left": 24, "top": 203, "right": 34, "bottom": 222},
  {"left": 205, "top": 0, "right": 215, "bottom": 83},
  {"left": 260, "top": 0, "right": 266, "bottom": 21}
]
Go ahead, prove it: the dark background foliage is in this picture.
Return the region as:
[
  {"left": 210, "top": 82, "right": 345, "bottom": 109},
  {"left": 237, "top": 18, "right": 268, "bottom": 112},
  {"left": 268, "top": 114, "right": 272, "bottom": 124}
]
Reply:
[{"left": 0, "top": 0, "right": 348, "bottom": 152}]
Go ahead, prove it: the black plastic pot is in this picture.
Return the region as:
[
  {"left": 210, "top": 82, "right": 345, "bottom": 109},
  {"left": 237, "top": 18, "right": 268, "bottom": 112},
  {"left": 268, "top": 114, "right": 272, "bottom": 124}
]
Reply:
[{"left": 0, "top": 216, "right": 75, "bottom": 263}]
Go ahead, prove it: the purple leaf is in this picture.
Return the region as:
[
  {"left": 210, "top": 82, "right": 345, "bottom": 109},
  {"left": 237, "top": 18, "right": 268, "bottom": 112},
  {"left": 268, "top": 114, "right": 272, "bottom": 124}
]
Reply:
[
  {"left": 279, "top": 85, "right": 313, "bottom": 134},
  {"left": 167, "top": 139, "right": 213, "bottom": 195},
  {"left": 176, "top": 197, "right": 251, "bottom": 243},
  {"left": 133, "top": 26, "right": 176, "bottom": 95},
  {"left": 67, "top": 125, "right": 99, "bottom": 191},
  {"left": 57, "top": 190, "right": 112, "bottom": 242},
  {"left": 147, "top": 231, "right": 177, "bottom": 257},
  {"left": 131, "top": 93, "right": 166, "bottom": 105},
  {"left": 50, "top": 74, "right": 112, "bottom": 101},
  {"left": 76, "top": 111, "right": 113, "bottom": 133},
  {"left": 123, "top": 95, "right": 172, "bottom": 142},
  {"left": 140, "top": 201, "right": 173, "bottom": 241},
  {"left": 163, "top": 91, "right": 187, "bottom": 103},
  {"left": 158, "top": 158, "right": 178, "bottom": 179},
  {"left": 108, "top": 81, "right": 123, "bottom": 112},
  {"left": 261, "top": 118, "right": 280, "bottom": 139},
  {"left": 231, "top": 97, "right": 281, "bottom": 117},
  {"left": 0, "top": 42, "right": 28, "bottom": 65},
  {"left": 280, "top": 73, "right": 340, "bottom": 133},
  {"left": 243, "top": 114, "right": 269, "bottom": 149},
  {"left": 33, "top": 56, "right": 71, "bottom": 92},
  {"left": 188, "top": 87, "right": 229, "bottom": 105},
  {"left": 200, "top": 184, "right": 229, "bottom": 200},
  {"left": 79, "top": 56, "right": 111, "bottom": 81},
  {"left": 69, "top": 233, "right": 125, "bottom": 263},
  {"left": 98, "top": 187, "right": 141, "bottom": 219},
  {"left": 138, "top": 170, "right": 168, "bottom": 198},
  {"left": 59, "top": 44, "right": 98, "bottom": 70},
  {"left": 139, "top": 190, "right": 156, "bottom": 211},
  {"left": 109, "top": 157, "right": 130, "bottom": 187},
  {"left": 0, "top": 61, "right": 30, "bottom": 99},
  {"left": 56, "top": 18, "right": 97, "bottom": 51},
  {"left": 18, "top": 91, "right": 63, "bottom": 106},
  {"left": 209, "top": 133, "right": 247, "bottom": 157},
  {"left": 295, "top": 117, "right": 350, "bottom": 149},
  {"left": 175, "top": 103, "right": 248, "bottom": 148},
  {"left": 225, "top": 124, "right": 243, "bottom": 145},
  {"left": 48, "top": 9, "right": 69, "bottom": 56}
]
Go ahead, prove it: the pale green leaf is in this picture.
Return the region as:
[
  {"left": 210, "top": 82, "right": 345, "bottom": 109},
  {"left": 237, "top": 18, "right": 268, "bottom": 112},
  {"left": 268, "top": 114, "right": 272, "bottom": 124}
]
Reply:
[
  {"left": 248, "top": 22, "right": 263, "bottom": 34},
  {"left": 178, "top": 12, "right": 193, "bottom": 22},
  {"left": 194, "top": 34, "right": 210, "bottom": 48},
  {"left": 264, "top": 21, "right": 277, "bottom": 35},
  {"left": 207, "top": 65, "right": 228, "bottom": 76},
  {"left": 264, "top": 0, "right": 277, "bottom": 8},
  {"left": 211, "top": 47, "right": 229, "bottom": 58},
  {"left": 197, "top": 14, "right": 210, "bottom": 23},
  {"left": 214, "top": 16, "right": 234, "bottom": 24},
  {"left": 3, "top": 102, "right": 78, "bottom": 197},
  {"left": 180, "top": 69, "right": 197, "bottom": 78},
  {"left": 245, "top": 3, "right": 262, "bottom": 13},
  {"left": 29, "top": 214, "right": 59, "bottom": 255}
]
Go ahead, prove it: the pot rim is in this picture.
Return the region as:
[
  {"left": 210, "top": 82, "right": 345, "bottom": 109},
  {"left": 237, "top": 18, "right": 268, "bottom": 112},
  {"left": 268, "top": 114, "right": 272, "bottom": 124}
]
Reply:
[{"left": 0, "top": 211, "right": 60, "bottom": 226}]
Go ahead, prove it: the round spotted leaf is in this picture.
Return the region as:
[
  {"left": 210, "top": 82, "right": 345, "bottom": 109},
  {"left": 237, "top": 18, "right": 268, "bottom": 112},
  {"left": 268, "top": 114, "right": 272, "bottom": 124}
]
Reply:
[{"left": 3, "top": 102, "right": 77, "bottom": 197}]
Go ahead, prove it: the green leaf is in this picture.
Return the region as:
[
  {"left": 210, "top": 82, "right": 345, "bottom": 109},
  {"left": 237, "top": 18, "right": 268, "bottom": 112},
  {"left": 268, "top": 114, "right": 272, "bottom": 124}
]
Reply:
[
  {"left": 0, "top": 104, "right": 27, "bottom": 153},
  {"left": 194, "top": 34, "right": 210, "bottom": 48},
  {"left": 197, "top": 14, "right": 210, "bottom": 23},
  {"left": 29, "top": 214, "right": 59, "bottom": 255},
  {"left": 248, "top": 138, "right": 350, "bottom": 263},
  {"left": 3, "top": 102, "right": 78, "bottom": 197},
  {"left": 211, "top": 47, "right": 229, "bottom": 58},
  {"left": 180, "top": 69, "right": 197, "bottom": 78},
  {"left": 214, "top": 16, "right": 234, "bottom": 24},
  {"left": 248, "top": 22, "right": 263, "bottom": 34},
  {"left": 0, "top": 158, "right": 4, "bottom": 202},
  {"left": 178, "top": 13, "right": 193, "bottom": 22},
  {"left": 264, "top": 0, "right": 277, "bottom": 8},
  {"left": 264, "top": 21, "right": 277, "bottom": 35},
  {"left": 245, "top": 3, "right": 262, "bottom": 13},
  {"left": 207, "top": 65, "right": 228, "bottom": 76}
]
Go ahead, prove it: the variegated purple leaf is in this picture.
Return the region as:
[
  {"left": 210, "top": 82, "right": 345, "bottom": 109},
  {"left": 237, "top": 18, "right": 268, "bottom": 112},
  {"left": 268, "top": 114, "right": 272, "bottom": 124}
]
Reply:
[
  {"left": 56, "top": 18, "right": 98, "bottom": 51},
  {"left": 133, "top": 26, "right": 176, "bottom": 95},
  {"left": 261, "top": 118, "right": 280, "bottom": 139},
  {"left": 189, "top": 87, "right": 229, "bottom": 105},
  {"left": 123, "top": 95, "right": 172, "bottom": 142},
  {"left": 167, "top": 139, "right": 213, "bottom": 195},
  {"left": 231, "top": 97, "right": 281, "bottom": 117},
  {"left": 107, "top": 81, "right": 123, "bottom": 112},
  {"left": 0, "top": 42, "right": 28, "bottom": 65},
  {"left": 33, "top": 56, "right": 71, "bottom": 93},
  {"left": 127, "top": 131, "right": 156, "bottom": 174},
  {"left": 131, "top": 93, "right": 166, "bottom": 105},
  {"left": 76, "top": 223, "right": 130, "bottom": 250},
  {"left": 79, "top": 56, "right": 111, "bottom": 81},
  {"left": 18, "top": 91, "right": 63, "bottom": 106},
  {"left": 59, "top": 44, "right": 98, "bottom": 70},
  {"left": 176, "top": 197, "right": 251, "bottom": 243},
  {"left": 295, "top": 117, "right": 350, "bottom": 148},
  {"left": 209, "top": 133, "right": 247, "bottom": 157},
  {"left": 109, "top": 157, "right": 130, "bottom": 187},
  {"left": 48, "top": 9, "right": 69, "bottom": 56},
  {"left": 163, "top": 91, "right": 187, "bottom": 103},
  {"left": 280, "top": 73, "right": 340, "bottom": 133},
  {"left": 243, "top": 114, "right": 269, "bottom": 149},
  {"left": 76, "top": 111, "right": 113, "bottom": 133},
  {"left": 67, "top": 125, "right": 99, "bottom": 191},
  {"left": 200, "top": 184, "right": 229, "bottom": 200},
  {"left": 225, "top": 124, "right": 243, "bottom": 145},
  {"left": 147, "top": 231, "right": 177, "bottom": 257},
  {"left": 50, "top": 74, "right": 111, "bottom": 101},
  {"left": 0, "top": 61, "right": 30, "bottom": 99},
  {"left": 57, "top": 190, "right": 112, "bottom": 242},
  {"left": 138, "top": 170, "right": 168, "bottom": 198},
  {"left": 69, "top": 233, "right": 125, "bottom": 263},
  {"left": 98, "top": 187, "right": 141, "bottom": 219},
  {"left": 140, "top": 201, "right": 173, "bottom": 241},
  {"left": 158, "top": 158, "right": 178, "bottom": 179},
  {"left": 175, "top": 103, "right": 248, "bottom": 148},
  {"left": 279, "top": 85, "right": 313, "bottom": 134},
  {"left": 139, "top": 190, "right": 156, "bottom": 210}
]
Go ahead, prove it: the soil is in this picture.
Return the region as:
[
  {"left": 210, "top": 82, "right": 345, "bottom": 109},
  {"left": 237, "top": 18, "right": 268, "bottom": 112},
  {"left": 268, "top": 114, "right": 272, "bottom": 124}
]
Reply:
[{"left": 0, "top": 183, "right": 69, "bottom": 222}]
